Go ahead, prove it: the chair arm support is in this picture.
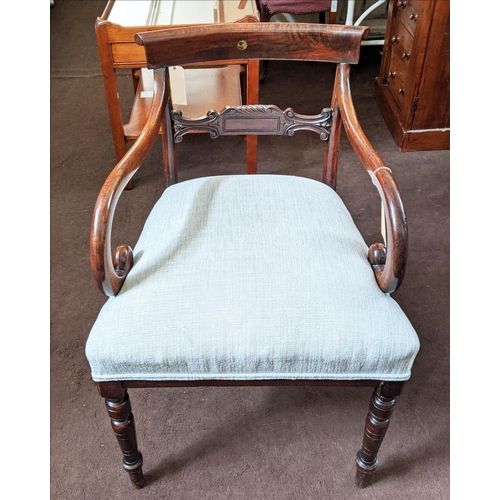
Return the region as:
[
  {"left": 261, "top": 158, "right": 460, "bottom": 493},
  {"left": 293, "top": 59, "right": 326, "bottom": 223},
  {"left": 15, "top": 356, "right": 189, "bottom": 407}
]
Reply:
[
  {"left": 90, "top": 68, "right": 168, "bottom": 296},
  {"left": 334, "top": 64, "right": 407, "bottom": 293}
]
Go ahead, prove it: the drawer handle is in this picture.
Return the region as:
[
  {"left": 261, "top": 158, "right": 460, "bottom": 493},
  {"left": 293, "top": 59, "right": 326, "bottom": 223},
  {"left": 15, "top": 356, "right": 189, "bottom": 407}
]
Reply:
[
  {"left": 398, "top": 88, "right": 405, "bottom": 95},
  {"left": 397, "top": 0, "right": 407, "bottom": 7},
  {"left": 402, "top": 52, "right": 411, "bottom": 60},
  {"left": 388, "top": 71, "right": 397, "bottom": 79},
  {"left": 409, "top": 13, "right": 418, "bottom": 21},
  {"left": 391, "top": 36, "right": 401, "bottom": 43}
]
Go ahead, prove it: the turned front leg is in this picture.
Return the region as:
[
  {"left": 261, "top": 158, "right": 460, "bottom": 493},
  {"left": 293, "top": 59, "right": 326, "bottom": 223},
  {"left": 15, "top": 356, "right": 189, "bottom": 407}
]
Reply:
[
  {"left": 105, "top": 392, "right": 145, "bottom": 489},
  {"left": 355, "top": 382, "right": 402, "bottom": 488}
]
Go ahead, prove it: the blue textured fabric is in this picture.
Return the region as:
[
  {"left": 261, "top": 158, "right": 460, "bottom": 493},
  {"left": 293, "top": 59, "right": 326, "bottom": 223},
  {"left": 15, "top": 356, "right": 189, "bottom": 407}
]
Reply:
[{"left": 86, "top": 175, "right": 419, "bottom": 382}]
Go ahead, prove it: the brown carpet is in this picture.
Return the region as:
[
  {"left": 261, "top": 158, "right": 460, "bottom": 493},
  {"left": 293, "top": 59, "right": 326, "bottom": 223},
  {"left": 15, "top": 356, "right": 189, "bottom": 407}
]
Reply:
[{"left": 50, "top": 1, "right": 450, "bottom": 498}]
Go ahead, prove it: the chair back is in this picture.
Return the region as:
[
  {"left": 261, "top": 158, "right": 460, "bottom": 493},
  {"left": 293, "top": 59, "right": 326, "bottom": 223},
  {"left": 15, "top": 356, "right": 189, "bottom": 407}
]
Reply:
[
  {"left": 90, "top": 23, "right": 407, "bottom": 298},
  {"left": 135, "top": 23, "right": 369, "bottom": 189},
  {"left": 135, "top": 23, "right": 369, "bottom": 67}
]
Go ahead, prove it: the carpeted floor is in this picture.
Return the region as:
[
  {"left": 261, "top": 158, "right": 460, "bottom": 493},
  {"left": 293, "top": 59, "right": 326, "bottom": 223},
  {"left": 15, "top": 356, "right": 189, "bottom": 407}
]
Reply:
[{"left": 50, "top": 1, "right": 450, "bottom": 498}]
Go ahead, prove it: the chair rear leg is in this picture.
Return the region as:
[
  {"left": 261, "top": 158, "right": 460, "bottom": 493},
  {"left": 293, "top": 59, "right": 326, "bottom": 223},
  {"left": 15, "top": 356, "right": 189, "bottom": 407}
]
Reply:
[
  {"left": 355, "top": 382, "right": 403, "bottom": 488},
  {"left": 105, "top": 392, "right": 145, "bottom": 489}
]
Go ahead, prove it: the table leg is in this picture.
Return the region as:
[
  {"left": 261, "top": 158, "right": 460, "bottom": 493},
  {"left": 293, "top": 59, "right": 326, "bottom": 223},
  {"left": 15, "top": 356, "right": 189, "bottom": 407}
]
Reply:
[{"left": 246, "top": 60, "right": 260, "bottom": 174}]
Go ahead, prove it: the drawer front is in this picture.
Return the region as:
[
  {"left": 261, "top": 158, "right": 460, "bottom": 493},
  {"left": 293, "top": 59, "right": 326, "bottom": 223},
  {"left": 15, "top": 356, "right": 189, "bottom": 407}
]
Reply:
[
  {"left": 389, "top": 25, "right": 412, "bottom": 77},
  {"left": 394, "top": 0, "right": 420, "bottom": 37},
  {"left": 384, "top": 17, "right": 414, "bottom": 110},
  {"left": 386, "top": 53, "right": 408, "bottom": 109},
  {"left": 111, "top": 43, "right": 147, "bottom": 66},
  {"left": 388, "top": 17, "right": 413, "bottom": 58}
]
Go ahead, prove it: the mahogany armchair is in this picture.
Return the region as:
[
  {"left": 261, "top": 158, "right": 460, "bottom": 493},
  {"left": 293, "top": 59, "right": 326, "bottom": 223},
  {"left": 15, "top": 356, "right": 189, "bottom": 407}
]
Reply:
[{"left": 86, "top": 22, "right": 420, "bottom": 490}]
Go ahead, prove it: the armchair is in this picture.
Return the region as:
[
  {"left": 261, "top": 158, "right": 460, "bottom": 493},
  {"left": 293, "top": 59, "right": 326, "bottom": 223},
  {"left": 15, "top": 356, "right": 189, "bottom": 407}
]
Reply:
[{"left": 86, "top": 22, "right": 420, "bottom": 490}]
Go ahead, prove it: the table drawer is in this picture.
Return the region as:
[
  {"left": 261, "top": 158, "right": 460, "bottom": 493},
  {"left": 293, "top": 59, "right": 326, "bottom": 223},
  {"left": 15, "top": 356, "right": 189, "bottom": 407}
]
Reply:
[{"left": 111, "top": 43, "right": 147, "bottom": 66}]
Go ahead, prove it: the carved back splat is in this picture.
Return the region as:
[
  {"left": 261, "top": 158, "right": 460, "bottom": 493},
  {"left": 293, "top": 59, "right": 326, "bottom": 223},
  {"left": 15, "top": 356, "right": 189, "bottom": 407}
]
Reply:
[{"left": 172, "top": 105, "right": 334, "bottom": 143}]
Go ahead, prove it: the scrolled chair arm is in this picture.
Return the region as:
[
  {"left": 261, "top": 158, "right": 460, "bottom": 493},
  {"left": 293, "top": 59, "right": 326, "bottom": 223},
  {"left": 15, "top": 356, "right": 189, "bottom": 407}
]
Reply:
[
  {"left": 90, "top": 68, "right": 168, "bottom": 296},
  {"left": 334, "top": 63, "right": 407, "bottom": 294}
]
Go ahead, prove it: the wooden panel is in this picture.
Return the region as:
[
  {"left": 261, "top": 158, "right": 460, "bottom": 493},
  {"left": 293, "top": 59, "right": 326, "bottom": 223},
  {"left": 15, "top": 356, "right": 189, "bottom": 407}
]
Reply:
[
  {"left": 396, "top": 0, "right": 433, "bottom": 134},
  {"left": 172, "top": 105, "right": 333, "bottom": 142},
  {"left": 105, "top": 22, "right": 172, "bottom": 43},
  {"left": 374, "top": 81, "right": 450, "bottom": 152},
  {"left": 385, "top": 27, "right": 412, "bottom": 109},
  {"left": 111, "top": 43, "right": 147, "bottom": 65},
  {"left": 374, "top": 80, "right": 406, "bottom": 148},
  {"left": 136, "top": 23, "right": 370, "bottom": 68},
  {"left": 388, "top": 18, "right": 413, "bottom": 58},
  {"left": 411, "top": 0, "right": 450, "bottom": 130},
  {"left": 394, "top": 0, "right": 419, "bottom": 36},
  {"left": 374, "top": 0, "right": 449, "bottom": 152},
  {"left": 401, "top": 128, "right": 450, "bottom": 152},
  {"left": 386, "top": 55, "right": 407, "bottom": 109}
]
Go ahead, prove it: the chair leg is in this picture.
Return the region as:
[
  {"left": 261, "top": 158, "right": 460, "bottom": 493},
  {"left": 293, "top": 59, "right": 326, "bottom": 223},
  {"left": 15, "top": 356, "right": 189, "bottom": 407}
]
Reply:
[
  {"left": 355, "top": 382, "right": 403, "bottom": 488},
  {"left": 105, "top": 392, "right": 145, "bottom": 489}
]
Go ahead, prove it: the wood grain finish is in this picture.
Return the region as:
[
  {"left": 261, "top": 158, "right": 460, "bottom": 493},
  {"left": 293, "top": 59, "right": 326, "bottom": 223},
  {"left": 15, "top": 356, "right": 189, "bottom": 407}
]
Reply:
[
  {"left": 90, "top": 68, "right": 168, "bottom": 296},
  {"left": 91, "top": 23, "right": 408, "bottom": 297},
  {"left": 97, "top": 379, "right": 405, "bottom": 490},
  {"left": 98, "top": 380, "right": 387, "bottom": 391},
  {"left": 90, "top": 23, "right": 412, "bottom": 489},
  {"left": 355, "top": 382, "right": 403, "bottom": 487},
  {"left": 135, "top": 23, "right": 369, "bottom": 67},
  {"left": 105, "top": 392, "right": 145, "bottom": 489},
  {"left": 335, "top": 64, "right": 407, "bottom": 293},
  {"left": 171, "top": 105, "right": 333, "bottom": 142},
  {"left": 374, "top": 0, "right": 450, "bottom": 151},
  {"left": 95, "top": 3, "right": 261, "bottom": 188}
]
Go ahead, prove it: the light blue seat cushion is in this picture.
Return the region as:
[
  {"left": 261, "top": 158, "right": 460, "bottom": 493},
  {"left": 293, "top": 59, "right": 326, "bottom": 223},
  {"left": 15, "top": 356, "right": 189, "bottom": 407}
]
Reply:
[{"left": 86, "top": 175, "right": 419, "bottom": 382}]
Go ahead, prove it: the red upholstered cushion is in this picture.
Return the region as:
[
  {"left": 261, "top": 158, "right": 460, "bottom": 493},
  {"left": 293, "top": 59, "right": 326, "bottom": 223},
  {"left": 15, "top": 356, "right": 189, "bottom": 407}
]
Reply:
[{"left": 258, "top": 0, "right": 331, "bottom": 15}]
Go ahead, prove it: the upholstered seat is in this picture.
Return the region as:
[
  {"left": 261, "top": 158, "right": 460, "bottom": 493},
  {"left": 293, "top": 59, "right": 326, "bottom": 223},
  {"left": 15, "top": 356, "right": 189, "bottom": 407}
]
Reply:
[{"left": 86, "top": 175, "right": 418, "bottom": 382}]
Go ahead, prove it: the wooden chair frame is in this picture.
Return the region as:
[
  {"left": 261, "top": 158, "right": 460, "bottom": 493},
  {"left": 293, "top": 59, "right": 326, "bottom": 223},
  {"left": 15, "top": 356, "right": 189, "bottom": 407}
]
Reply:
[
  {"left": 95, "top": 0, "right": 261, "bottom": 189},
  {"left": 90, "top": 22, "right": 409, "bottom": 490}
]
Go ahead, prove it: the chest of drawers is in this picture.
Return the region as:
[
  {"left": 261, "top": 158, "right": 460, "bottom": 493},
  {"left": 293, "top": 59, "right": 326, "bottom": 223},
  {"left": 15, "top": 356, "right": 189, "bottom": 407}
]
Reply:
[{"left": 374, "top": 0, "right": 450, "bottom": 152}]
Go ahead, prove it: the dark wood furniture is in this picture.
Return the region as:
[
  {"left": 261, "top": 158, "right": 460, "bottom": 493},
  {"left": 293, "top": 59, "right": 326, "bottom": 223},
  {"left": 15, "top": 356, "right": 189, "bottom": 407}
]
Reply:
[
  {"left": 95, "top": 0, "right": 261, "bottom": 185},
  {"left": 88, "top": 22, "right": 419, "bottom": 490},
  {"left": 374, "top": 0, "right": 450, "bottom": 151},
  {"left": 255, "top": 0, "right": 332, "bottom": 81},
  {"left": 256, "top": 0, "right": 332, "bottom": 23}
]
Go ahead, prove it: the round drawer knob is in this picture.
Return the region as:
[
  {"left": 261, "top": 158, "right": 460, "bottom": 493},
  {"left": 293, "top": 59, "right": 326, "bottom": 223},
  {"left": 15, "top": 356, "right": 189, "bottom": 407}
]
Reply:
[
  {"left": 397, "top": 0, "right": 407, "bottom": 7},
  {"left": 409, "top": 13, "right": 418, "bottom": 21},
  {"left": 388, "top": 71, "right": 397, "bottom": 78},
  {"left": 391, "top": 36, "right": 401, "bottom": 43},
  {"left": 398, "top": 88, "right": 405, "bottom": 95},
  {"left": 402, "top": 52, "right": 411, "bottom": 60}
]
